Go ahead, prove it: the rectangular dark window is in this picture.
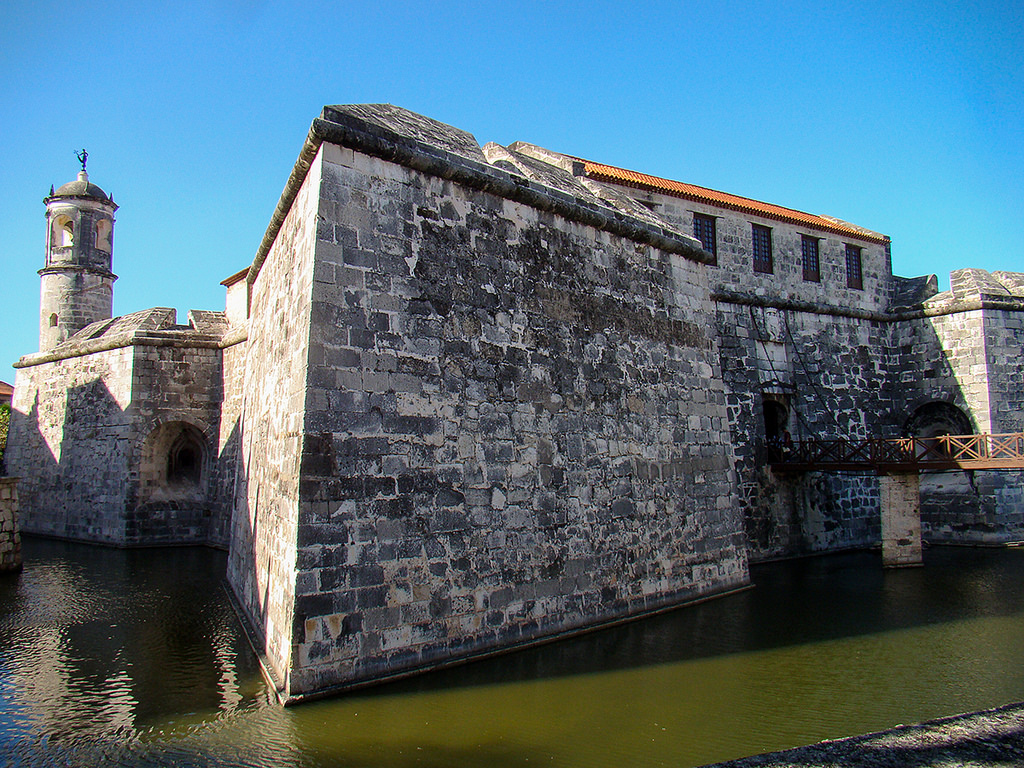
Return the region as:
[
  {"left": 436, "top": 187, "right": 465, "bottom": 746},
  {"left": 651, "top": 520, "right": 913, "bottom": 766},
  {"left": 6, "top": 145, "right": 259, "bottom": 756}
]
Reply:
[
  {"left": 693, "top": 213, "right": 716, "bottom": 261},
  {"left": 845, "top": 244, "right": 863, "bottom": 289},
  {"left": 801, "top": 235, "right": 820, "bottom": 282},
  {"left": 752, "top": 224, "right": 773, "bottom": 274}
]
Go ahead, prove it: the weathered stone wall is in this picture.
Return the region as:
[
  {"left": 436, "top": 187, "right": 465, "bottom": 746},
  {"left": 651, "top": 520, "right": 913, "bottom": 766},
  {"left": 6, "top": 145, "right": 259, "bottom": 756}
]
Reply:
[
  {"left": 716, "top": 302, "right": 892, "bottom": 560},
  {"left": 892, "top": 277, "right": 1024, "bottom": 544},
  {"left": 8, "top": 346, "right": 137, "bottom": 542},
  {"left": 606, "top": 177, "right": 894, "bottom": 562},
  {"left": 905, "top": 309, "right": 989, "bottom": 427},
  {"left": 984, "top": 305, "right": 1024, "bottom": 434},
  {"left": 208, "top": 336, "right": 246, "bottom": 548},
  {"left": 609, "top": 187, "right": 891, "bottom": 315},
  {"left": 226, "top": 149, "right": 321, "bottom": 690},
  {"left": 126, "top": 342, "right": 225, "bottom": 544},
  {"left": 0, "top": 478, "right": 22, "bottom": 572},
  {"left": 7, "top": 331, "right": 227, "bottom": 546},
  {"left": 979, "top": 304, "right": 1024, "bottom": 541},
  {"left": 278, "top": 135, "right": 747, "bottom": 698}
]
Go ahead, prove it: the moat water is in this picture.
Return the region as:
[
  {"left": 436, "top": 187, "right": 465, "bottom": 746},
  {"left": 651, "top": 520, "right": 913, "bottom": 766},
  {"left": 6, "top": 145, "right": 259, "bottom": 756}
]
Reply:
[{"left": 2, "top": 538, "right": 1024, "bottom": 768}]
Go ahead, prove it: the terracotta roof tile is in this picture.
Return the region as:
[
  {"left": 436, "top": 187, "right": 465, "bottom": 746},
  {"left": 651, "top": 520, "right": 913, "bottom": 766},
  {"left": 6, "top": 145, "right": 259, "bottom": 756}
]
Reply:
[{"left": 577, "top": 159, "right": 889, "bottom": 245}]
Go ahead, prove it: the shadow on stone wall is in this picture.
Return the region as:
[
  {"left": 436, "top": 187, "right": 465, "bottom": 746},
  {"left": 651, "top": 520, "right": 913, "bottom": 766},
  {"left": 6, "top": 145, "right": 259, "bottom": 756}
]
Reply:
[
  {"left": 7, "top": 376, "right": 235, "bottom": 547},
  {"left": 717, "top": 285, "right": 1023, "bottom": 560}
]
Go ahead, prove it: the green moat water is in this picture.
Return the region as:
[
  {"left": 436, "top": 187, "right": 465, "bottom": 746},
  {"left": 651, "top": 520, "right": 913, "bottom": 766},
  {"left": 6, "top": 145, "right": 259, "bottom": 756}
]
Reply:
[{"left": 2, "top": 537, "right": 1024, "bottom": 767}]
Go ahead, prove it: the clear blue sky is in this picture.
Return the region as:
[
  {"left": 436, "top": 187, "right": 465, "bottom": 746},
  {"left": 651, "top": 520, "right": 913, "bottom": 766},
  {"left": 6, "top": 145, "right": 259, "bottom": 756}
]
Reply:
[{"left": 2, "top": 0, "right": 1021, "bottom": 375}]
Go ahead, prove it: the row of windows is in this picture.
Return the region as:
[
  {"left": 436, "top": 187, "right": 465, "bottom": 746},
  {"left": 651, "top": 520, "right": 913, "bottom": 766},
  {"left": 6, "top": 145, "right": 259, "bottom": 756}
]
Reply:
[{"left": 692, "top": 213, "right": 863, "bottom": 289}]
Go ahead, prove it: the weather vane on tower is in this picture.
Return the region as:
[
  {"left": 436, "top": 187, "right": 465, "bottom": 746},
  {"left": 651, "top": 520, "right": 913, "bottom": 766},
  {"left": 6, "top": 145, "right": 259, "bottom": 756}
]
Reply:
[{"left": 75, "top": 149, "right": 88, "bottom": 173}]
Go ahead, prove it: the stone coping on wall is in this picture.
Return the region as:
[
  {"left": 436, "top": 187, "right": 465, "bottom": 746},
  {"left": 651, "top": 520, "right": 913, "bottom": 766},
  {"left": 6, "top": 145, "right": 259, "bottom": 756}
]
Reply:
[
  {"left": 247, "top": 104, "right": 712, "bottom": 304},
  {"left": 713, "top": 288, "right": 1024, "bottom": 324},
  {"left": 14, "top": 330, "right": 231, "bottom": 368}
]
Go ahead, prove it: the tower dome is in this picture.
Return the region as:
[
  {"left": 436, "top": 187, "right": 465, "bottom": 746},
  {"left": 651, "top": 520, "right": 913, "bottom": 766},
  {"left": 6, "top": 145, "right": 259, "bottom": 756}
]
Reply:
[
  {"left": 39, "top": 153, "right": 118, "bottom": 351},
  {"left": 49, "top": 170, "right": 113, "bottom": 202}
]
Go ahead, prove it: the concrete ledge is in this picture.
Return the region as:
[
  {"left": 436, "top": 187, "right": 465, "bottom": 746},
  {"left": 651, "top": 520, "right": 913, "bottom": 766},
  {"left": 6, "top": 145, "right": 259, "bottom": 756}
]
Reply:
[{"left": 703, "top": 701, "right": 1024, "bottom": 767}]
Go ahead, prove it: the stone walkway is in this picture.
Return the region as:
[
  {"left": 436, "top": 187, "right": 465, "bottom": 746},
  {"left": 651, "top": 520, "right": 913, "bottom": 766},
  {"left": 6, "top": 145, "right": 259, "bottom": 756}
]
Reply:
[{"left": 703, "top": 702, "right": 1024, "bottom": 768}]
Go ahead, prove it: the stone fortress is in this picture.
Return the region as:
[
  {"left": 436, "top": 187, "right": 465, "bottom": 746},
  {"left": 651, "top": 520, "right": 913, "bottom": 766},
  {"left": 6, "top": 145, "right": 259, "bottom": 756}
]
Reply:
[{"left": 7, "top": 105, "right": 1024, "bottom": 702}]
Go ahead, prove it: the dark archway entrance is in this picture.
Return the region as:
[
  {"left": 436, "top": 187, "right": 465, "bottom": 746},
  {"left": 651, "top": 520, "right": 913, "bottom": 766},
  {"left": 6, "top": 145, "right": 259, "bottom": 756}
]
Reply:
[
  {"left": 139, "top": 421, "right": 208, "bottom": 500},
  {"left": 133, "top": 421, "right": 211, "bottom": 544},
  {"left": 904, "top": 401, "right": 973, "bottom": 439},
  {"left": 903, "top": 401, "right": 980, "bottom": 546},
  {"left": 763, "top": 398, "right": 790, "bottom": 447}
]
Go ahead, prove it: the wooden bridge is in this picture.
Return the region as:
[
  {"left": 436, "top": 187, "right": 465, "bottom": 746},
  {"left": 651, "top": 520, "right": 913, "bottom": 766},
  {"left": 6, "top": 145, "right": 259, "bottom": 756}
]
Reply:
[
  {"left": 766, "top": 432, "right": 1024, "bottom": 569},
  {"left": 768, "top": 433, "right": 1024, "bottom": 474}
]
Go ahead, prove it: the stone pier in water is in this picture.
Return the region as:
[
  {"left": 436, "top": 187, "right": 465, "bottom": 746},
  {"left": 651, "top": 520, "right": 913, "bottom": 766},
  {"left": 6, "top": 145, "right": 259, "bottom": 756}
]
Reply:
[
  {"left": 881, "top": 472, "right": 923, "bottom": 567},
  {"left": 0, "top": 478, "right": 22, "bottom": 572}
]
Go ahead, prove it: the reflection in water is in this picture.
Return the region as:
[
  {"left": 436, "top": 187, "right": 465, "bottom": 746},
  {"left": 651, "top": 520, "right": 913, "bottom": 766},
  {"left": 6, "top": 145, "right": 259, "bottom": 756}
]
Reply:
[{"left": 1, "top": 539, "right": 1024, "bottom": 767}]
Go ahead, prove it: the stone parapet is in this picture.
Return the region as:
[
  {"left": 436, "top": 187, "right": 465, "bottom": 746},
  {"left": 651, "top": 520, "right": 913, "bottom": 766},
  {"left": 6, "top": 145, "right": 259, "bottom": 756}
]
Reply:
[{"left": 0, "top": 478, "right": 22, "bottom": 572}]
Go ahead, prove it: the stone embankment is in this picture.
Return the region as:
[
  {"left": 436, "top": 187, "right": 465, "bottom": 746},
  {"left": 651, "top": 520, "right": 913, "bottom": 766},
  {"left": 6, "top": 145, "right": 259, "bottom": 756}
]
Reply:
[
  {"left": 0, "top": 477, "right": 22, "bottom": 572},
  {"left": 705, "top": 702, "right": 1024, "bottom": 768}
]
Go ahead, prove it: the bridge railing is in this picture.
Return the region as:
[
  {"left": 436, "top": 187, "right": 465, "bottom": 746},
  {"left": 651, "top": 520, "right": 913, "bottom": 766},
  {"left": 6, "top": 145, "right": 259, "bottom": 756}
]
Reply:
[{"left": 768, "top": 433, "right": 1024, "bottom": 472}]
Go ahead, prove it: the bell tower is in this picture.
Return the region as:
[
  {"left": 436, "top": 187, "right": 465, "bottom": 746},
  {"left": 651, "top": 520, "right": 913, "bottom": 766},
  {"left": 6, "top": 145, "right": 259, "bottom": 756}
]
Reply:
[{"left": 39, "top": 150, "right": 118, "bottom": 352}]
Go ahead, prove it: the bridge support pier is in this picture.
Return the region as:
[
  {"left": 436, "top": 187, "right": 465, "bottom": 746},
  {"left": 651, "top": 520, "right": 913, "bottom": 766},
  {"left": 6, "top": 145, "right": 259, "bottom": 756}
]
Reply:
[{"left": 880, "top": 472, "right": 923, "bottom": 567}]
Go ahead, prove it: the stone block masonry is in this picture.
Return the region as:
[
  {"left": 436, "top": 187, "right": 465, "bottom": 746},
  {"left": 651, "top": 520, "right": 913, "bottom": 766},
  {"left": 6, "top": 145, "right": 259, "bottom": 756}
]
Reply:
[
  {"left": 7, "top": 309, "right": 233, "bottom": 547},
  {"left": 0, "top": 478, "right": 22, "bottom": 572},
  {"left": 228, "top": 106, "right": 750, "bottom": 701},
  {"left": 11, "top": 103, "right": 1024, "bottom": 702},
  {"left": 881, "top": 472, "right": 922, "bottom": 567}
]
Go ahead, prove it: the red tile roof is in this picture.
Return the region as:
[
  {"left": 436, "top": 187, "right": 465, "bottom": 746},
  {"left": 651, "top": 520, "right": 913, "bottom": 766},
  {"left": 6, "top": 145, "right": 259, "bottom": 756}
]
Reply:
[{"left": 577, "top": 158, "right": 889, "bottom": 245}]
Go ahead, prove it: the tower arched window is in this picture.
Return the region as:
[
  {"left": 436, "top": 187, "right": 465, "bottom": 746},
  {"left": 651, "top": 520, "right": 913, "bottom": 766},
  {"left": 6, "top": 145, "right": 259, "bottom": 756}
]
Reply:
[{"left": 52, "top": 215, "right": 74, "bottom": 247}]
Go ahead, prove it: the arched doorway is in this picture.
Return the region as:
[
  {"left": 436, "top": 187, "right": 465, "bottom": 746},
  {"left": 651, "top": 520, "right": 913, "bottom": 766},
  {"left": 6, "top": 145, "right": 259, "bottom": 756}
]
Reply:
[
  {"left": 904, "top": 401, "right": 973, "bottom": 439},
  {"left": 133, "top": 421, "right": 211, "bottom": 543},
  {"left": 139, "top": 421, "right": 208, "bottom": 501},
  {"left": 903, "top": 401, "right": 979, "bottom": 542},
  {"left": 762, "top": 397, "right": 790, "bottom": 448}
]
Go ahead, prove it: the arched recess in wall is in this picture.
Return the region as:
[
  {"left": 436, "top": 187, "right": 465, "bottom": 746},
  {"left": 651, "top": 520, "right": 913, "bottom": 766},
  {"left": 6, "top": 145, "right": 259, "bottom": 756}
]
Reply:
[
  {"left": 903, "top": 401, "right": 974, "bottom": 439},
  {"left": 137, "top": 421, "right": 209, "bottom": 503}
]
